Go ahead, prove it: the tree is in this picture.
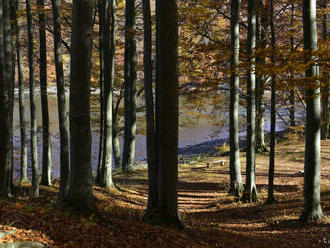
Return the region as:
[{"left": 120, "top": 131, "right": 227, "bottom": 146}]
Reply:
[
  {"left": 51, "top": 0, "right": 70, "bottom": 201},
  {"left": 229, "top": 0, "right": 244, "bottom": 197},
  {"left": 299, "top": 0, "right": 325, "bottom": 222},
  {"left": 143, "top": 0, "right": 158, "bottom": 220},
  {"left": 99, "top": 0, "right": 115, "bottom": 189},
  {"left": 122, "top": 0, "right": 137, "bottom": 171},
  {"left": 68, "top": 0, "right": 95, "bottom": 211},
  {"left": 155, "top": 0, "right": 183, "bottom": 228},
  {"left": 0, "top": 0, "right": 14, "bottom": 196},
  {"left": 15, "top": 0, "right": 29, "bottom": 185},
  {"left": 267, "top": 0, "right": 276, "bottom": 204},
  {"left": 38, "top": 0, "right": 53, "bottom": 186},
  {"left": 26, "top": 0, "right": 39, "bottom": 197},
  {"left": 241, "top": 0, "right": 258, "bottom": 203}
]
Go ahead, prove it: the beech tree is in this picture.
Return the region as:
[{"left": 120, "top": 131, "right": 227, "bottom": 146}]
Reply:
[
  {"left": 242, "top": 0, "right": 258, "bottom": 203},
  {"left": 26, "top": 0, "right": 39, "bottom": 197},
  {"left": 38, "top": 0, "right": 53, "bottom": 186},
  {"left": 51, "top": 0, "right": 70, "bottom": 201},
  {"left": 122, "top": 0, "right": 137, "bottom": 171},
  {"left": 68, "top": 0, "right": 95, "bottom": 211},
  {"left": 299, "top": 0, "right": 325, "bottom": 222},
  {"left": 229, "top": 0, "right": 244, "bottom": 197}
]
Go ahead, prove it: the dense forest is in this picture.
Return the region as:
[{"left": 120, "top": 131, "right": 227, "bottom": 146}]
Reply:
[{"left": 0, "top": 0, "right": 329, "bottom": 247}]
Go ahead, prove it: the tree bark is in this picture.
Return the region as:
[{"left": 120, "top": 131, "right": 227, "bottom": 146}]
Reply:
[
  {"left": 241, "top": 0, "right": 258, "bottom": 203},
  {"left": 38, "top": 0, "right": 53, "bottom": 186},
  {"left": 51, "top": 0, "right": 70, "bottom": 201},
  {"left": 68, "top": 0, "right": 95, "bottom": 212},
  {"left": 143, "top": 0, "right": 159, "bottom": 220},
  {"left": 299, "top": 0, "right": 325, "bottom": 222},
  {"left": 122, "top": 0, "right": 137, "bottom": 171},
  {"left": 155, "top": 0, "right": 183, "bottom": 228},
  {"left": 289, "top": 3, "right": 296, "bottom": 127},
  {"left": 26, "top": 0, "right": 39, "bottom": 197},
  {"left": 229, "top": 0, "right": 244, "bottom": 197}
]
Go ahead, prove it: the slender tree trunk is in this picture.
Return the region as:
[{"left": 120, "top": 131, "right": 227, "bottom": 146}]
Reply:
[
  {"left": 100, "top": 0, "right": 115, "bottom": 189},
  {"left": 38, "top": 0, "right": 52, "bottom": 186},
  {"left": 26, "top": 0, "right": 39, "bottom": 197},
  {"left": 299, "top": 0, "right": 325, "bottom": 222},
  {"left": 229, "top": 0, "right": 244, "bottom": 197},
  {"left": 155, "top": 0, "right": 183, "bottom": 228},
  {"left": 320, "top": 0, "right": 329, "bottom": 139},
  {"left": 68, "top": 0, "right": 95, "bottom": 212},
  {"left": 267, "top": 0, "right": 276, "bottom": 204},
  {"left": 143, "top": 0, "right": 159, "bottom": 220},
  {"left": 242, "top": 0, "right": 258, "bottom": 203},
  {"left": 51, "top": 0, "right": 70, "bottom": 201},
  {"left": 97, "top": 1, "right": 105, "bottom": 185},
  {"left": 289, "top": 3, "right": 296, "bottom": 127},
  {"left": 16, "top": 0, "right": 29, "bottom": 184},
  {"left": 122, "top": 0, "right": 137, "bottom": 171},
  {"left": 0, "top": 0, "right": 14, "bottom": 196}
]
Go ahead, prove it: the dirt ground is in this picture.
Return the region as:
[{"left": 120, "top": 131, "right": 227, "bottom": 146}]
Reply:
[{"left": 0, "top": 138, "right": 329, "bottom": 247}]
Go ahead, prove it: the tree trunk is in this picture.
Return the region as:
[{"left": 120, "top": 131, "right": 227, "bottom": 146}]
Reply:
[
  {"left": 68, "top": 0, "right": 95, "bottom": 212},
  {"left": 155, "top": 0, "right": 183, "bottom": 228},
  {"left": 122, "top": 0, "right": 137, "bottom": 171},
  {"left": 38, "top": 0, "right": 52, "bottom": 186},
  {"left": 100, "top": 0, "right": 115, "bottom": 189},
  {"left": 267, "top": 0, "right": 276, "bottom": 204},
  {"left": 143, "top": 0, "right": 159, "bottom": 221},
  {"left": 241, "top": 0, "right": 258, "bottom": 203},
  {"left": 26, "top": 0, "right": 39, "bottom": 197},
  {"left": 289, "top": 3, "right": 295, "bottom": 127},
  {"left": 16, "top": 0, "right": 29, "bottom": 184},
  {"left": 229, "top": 0, "right": 244, "bottom": 197},
  {"left": 51, "top": 0, "right": 70, "bottom": 201},
  {"left": 0, "top": 0, "right": 14, "bottom": 197},
  {"left": 299, "top": 0, "right": 325, "bottom": 222}
]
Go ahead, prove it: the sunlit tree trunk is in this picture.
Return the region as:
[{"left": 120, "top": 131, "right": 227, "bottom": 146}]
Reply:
[
  {"left": 122, "top": 0, "right": 137, "bottom": 171},
  {"left": 241, "top": 0, "right": 258, "bottom": 203},
  {"left": 68, "top": 0, "right": 95, "bottom": 211},
  {"left": 26, "top": 0, "right": 39, "bottom": 197},
  {"left": 289, "top": 3, "right": 296, "bottom": 127},
  {"left": 51, "top": 0, "right": 70, "bottom": 201},
  {"left": 100, "top": 0, "right": 115, "bottom": 189},
  {"left": 16, "top": 0, "right": 29, "bottom": 184},
  {"left": 38, "top": 0, "right": 53, "bottom": 186},
  {"left": 229, "top": 0, "right": 244, "bottom": 197},
  {"left": 143, "top": 0, "right": 159, "bottom": 220},
  {"left": 299, "top": 0, "right": 325, "bottom": 222}
]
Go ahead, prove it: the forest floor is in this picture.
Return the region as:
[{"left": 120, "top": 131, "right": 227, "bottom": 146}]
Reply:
[{"left": 0, "top": 135, "right": 330, "bottom": 247}]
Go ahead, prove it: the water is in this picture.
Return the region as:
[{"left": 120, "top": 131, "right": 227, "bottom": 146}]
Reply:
[{"left": 12, "top": 87, "right": 302, "bottom": 179}]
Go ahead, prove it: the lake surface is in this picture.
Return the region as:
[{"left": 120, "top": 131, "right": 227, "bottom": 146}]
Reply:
[{"left": 12, "top": 88, "right": 299, "bottom": 179}]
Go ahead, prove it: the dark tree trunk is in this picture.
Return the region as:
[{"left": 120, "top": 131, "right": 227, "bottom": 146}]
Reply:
[
  {"left": 241, "top": 0, "right": 258, "bottom": 203},
  {"left": 155, "top": 0, "right": 183, "bottom": 228},
  {"left": 100, "top": 0, "right": 115, "bottom": 189},
  {"left": 97, "top": 1, "right": 105, "bottom": 185},
  {"left": 289, "top": 3, "right": 296, "bottom": 127},
  {"left": 299, "top": 0, "right": 325, "bottom": 222},
  {"left": 68, "top": 0, "right": 95, "bottom": 212},
  {"left": 38, "top": 0, "right": 53, "bottom": 186},
  {"left": 15, "top": 0, "right": 29, "bottom": 184},
  {"left": 267, "top": 0, "right": 276, "bottom": 204},
  {"left": 143, "top": 0, "right": 159, "bottom": 220},
  {"left": 320, "top": 0, "right": 329, "bottom": 139},
  {"left": 0, "top": 0, "right": 14, "bottom": 196},
  {"left": 122, "top": 0, "right": 137, "bottom": 171},
  {"left": 229, "top": 0, "right": 244, "bottom": 197},
  {"left": 26, "top": 0, "right": 39, "bottom": 197},
  {"left": 51, "top": 0, "right": 70, "bottom": 201}
]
